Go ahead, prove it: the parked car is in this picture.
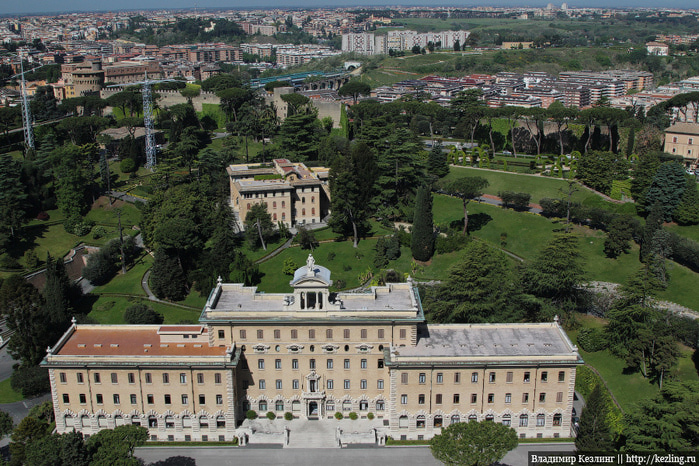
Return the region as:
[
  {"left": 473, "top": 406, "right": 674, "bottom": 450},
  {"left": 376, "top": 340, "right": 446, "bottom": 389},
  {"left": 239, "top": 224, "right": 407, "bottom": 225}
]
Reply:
[{"left": 502, "top": 150, "right": 512, "bottom": 155}]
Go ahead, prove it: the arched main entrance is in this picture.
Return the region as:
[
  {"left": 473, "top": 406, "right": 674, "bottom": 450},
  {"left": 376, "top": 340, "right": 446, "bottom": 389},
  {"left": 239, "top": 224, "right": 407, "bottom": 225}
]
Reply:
[{"left": 308, "top": 401, "right": 319, "bottom": 419}]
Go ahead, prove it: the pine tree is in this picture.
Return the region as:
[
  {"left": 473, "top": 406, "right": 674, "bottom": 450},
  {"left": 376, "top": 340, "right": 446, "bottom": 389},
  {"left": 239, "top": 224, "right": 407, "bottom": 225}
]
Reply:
[
  {"left": 672, "top": 175, "right": 699, "bottom": 225},
  {"left": 411, "top": 185, "right": 434, "bottom": 262},
  {"left": 644, "top": 162, "right": 688, "bottom": 221},
  {"left": 575, "top": 384, "right": 614, "bottom": 452},
  {"left": 150, "top": 249, "right": 188, "bottom": 301},
  {"left": 426, "top": 141, "right": 449, "bottom": 179},
  {"left": 603, "top": 215, "right": 634, "bottom": 258}
]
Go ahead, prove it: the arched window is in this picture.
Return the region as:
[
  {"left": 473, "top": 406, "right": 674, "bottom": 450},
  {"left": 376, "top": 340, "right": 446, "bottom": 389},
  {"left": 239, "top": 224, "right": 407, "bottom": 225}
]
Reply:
[
  {"left": 273, "top": 213, "right": 277, "bottom": 221},
  {"left": 553, "top": 413, "right": 562, "bottom": 426},
  {"left": 81, "top": 415, "right": 90, "bottom": 428},
  {"left": 273, "top": 201, "right": 277, "bottom": 208},
  {"left": 537, "top": 414, "right": 546, "bottom": 427},
  {"left": 376, "top": 400, "right": 385, "bottom": 411},
  {"left": 359, "top": 400, "right": 368, "bottom": 411},
  {"left": 302, "top": 208, "right": 306, "bottom": 216},
  {"left": 450, "top": 415, "right": 460, "bottom": 424},
  {"left": 502, "top": 414, "right": 511, "bottom": 426},
  {"left": 259, "top": 400, "right": 268, "bottom": 412},
  {"left": 399, "top": 415, "right": 408, "bottom": 428},
  {"left": 292, "top": 400, "right": 301, "bottom": 412},
  {"left": 326, "top": 400, "right": 335, "bottom": 412},
  {"left": 182, "top": 416, "right": 192, "bottom": 429},
  {"left": 276, "top": 401, "right": 284, "bottom": 411},
  {"left": 148, "top": 416, "right": 158, "bottom": 428},
  {"left": 115, "top": 415, "right": 125, "bottom": 426},
  {"left": 434, "top": 415, "right": 443, "bottom": 427},
  {"left": 311, "top": 208, "right": 315, "bottom": 215},
  {"left": 98, "top": 415, "right": 107, "bottom": 427},
  {"left": 199, "top": 416, "right": 209, "bottom": 428},
  {"left": 165, "top": 415, "right": 175, "bottom": 428},
  {"left": 64, "top": 415, "right": 74, "bottom": 427},
  {"left": 416, "top": 415, "right": 426, "bottom": 428},
  {"left": 519, "top": 414, "right": 528, "bottom": 427},
  {"left": 468, "top": 414, "right": 478, "bottom": 422},
  {"left": 282, "top": 201, "right": 286, "bottom": 208},
  {"left": 342, "top": 400, "right": 352, "bottom": 411},
  {"left": 485, "top": 414, "right": 494, "bottom": 422},
  {"left": 216, "top": 416, "right": 225, "bottom": 428},
  {"left": 282, "top": 212, "right": 286, "bottom": 220}
]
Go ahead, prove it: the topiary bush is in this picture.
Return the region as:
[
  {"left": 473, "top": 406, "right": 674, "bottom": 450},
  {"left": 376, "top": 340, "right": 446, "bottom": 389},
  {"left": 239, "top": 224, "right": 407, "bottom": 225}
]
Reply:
[
  {"left": 266, "top": 411, "right": 276, "bottom": 420},
  {"left": 348, "top": 412, "right": 358, "bottom": 420},
  {"left": 367, "top": 412, "right": 374, "bottom": 420},
  {"left": 284, "top": 412, "right": 293, "bottom": 421},
  {"left": 334, "top": 412, "right": 343, "bottom": 420},
  {"left": 246, "top": 410, "right": 258, "bottom": 420}
]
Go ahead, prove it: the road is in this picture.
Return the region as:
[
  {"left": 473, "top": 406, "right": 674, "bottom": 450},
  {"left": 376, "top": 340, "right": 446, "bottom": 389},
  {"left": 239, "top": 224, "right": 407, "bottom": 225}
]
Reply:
[{"left": 135, "top": 443, "right": 575, "bottom": 466}]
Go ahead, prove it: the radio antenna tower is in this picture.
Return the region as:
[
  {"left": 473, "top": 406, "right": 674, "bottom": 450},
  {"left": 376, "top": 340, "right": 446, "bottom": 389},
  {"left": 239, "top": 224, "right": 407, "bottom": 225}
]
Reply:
[
  {"left": 19, "top": 60, "right": 34, "bottom": 152},
  {"left": 142, "top": 72, "right": 156, "bottom": 169}
]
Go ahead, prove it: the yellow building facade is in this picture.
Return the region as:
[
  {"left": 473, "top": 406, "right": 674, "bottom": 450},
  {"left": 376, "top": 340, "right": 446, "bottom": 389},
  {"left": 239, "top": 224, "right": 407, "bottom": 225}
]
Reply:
[{"left": 44, "top": 256, "right": 582, "bottom": 442}]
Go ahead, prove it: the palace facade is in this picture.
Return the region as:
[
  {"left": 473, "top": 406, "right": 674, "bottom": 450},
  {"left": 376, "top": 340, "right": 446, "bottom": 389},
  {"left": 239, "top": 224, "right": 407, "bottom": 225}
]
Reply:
[{"left": 43, "top": 256, "right": 582, "bottom": 442}]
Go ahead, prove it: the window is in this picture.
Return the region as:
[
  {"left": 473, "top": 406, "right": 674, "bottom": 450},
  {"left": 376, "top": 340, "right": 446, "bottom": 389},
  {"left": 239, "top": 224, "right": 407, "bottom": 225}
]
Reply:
[
  {"left": 454, "top": 373, "right": 461, "bottom": 384},
  {"left": 401, "top": 373, "right": 408, "bottom": 384},
  {"left": 59, "top": 372, "right": 67, "bottom": 383},
  {"left": 219, "top": 330, "right": 225, "bottom": 339},
  {"left": 541, "top": 371, "right": 548, "bottom": 382},
  {"left": 276, "top": 401, "right": 284, "bottom": 412},
  {"left": 259, "top": 400, "right": 267, "bottom": 412},
  {"left": 539, "top": 393, "right": 546, "bottom": 402},
  {"left": 180, "top": 373, "right": 187, "bottom": 384},
  {"left": 216, "top": 394, "right": 223, "bottom": 405},
  {"left": 145, "top": 373, "right": 152, "bottom": 384},
  {"left": 94, "top": 373, "right": 101, "bottom": 383},
  {"left": 290, "top": 329, "right": 298, "bottom": 340},
  {"left": 344, "top": 380, "right": 350, "bottom": 389},
  {"left": 327, "top": 379, "right": 334, "bottom": 389},
  {"left": 292, "top": 359, "right": 298, "bottom": 370},
  {"left": 181, "top": 394, "right": 188, "bottom": 404},
  {"left": 377, "top": 379, "right": 384, "bottom": 389},
  {"left": 453, "top": 394, "right": 460, "bottom": 404},
  {"left": 523, "top": 372, "right": 530, "bottom": 383},
  {"left": 275, "top": 359, "right": 282, "bottom": 370},
  {"left": 690, "top": 138, "right": 695, "bottom": 144},
  {"left": 489, "top": 372, "right": 496, "bottom": 383},
  {"left": 506, "top": 371, "right": 513, "bottom": 383},
  {"left": 163, "top": 373, "right": 170, "bottom": 384},
  {"left": 673, "top": 136, "right": 678, "bottom": 143},
  {"left": 309, "top": 329, "right": 315, "bottom": 340},
  {"left": 557, "top": 392, "right": 564, "bottom": 403},
  {"left": 378, "top": 329, "right": 385, "bottom": 339},
  {"left": 344, "top": 359, "right": 350, "bottom": 369},
  {"left": 436, "top": 373, "right": 443, "bottom": 384},
  {"left": 471, "top": 394, "right": 477, "bottom": 403},
  {"left": 435, "top": 394, "right": 442, "bottom": 404},
  {"left": 553, "top": 414, "right": 562, "bottom": 426},
  {"left": 276, "top": 379, "right": 282, "bottom": 389},
  {"left": 257, "top": 330, "right": 263, "bottom": 339},
  {"left": 520, "top": 414, "right": 528, "bottom": 427},
  {"left": 376, "top": 400, "right": 385, "bottom": 411},
  {"left": 558, "top": 371, "right": 565, "bottom": 382},
  {"left": 378, "top": 359, "right": 384, "bottom": 368},
  {"left": 258, "top": 359, "right": 265, "bottom": 370},
  {"left": 343, "top": 329, "right": 350, "bottom": 339},
  {"left": 309, "top": 359, "right": 316, "bottom": 369},
  {"left": 471, "top": 372, "right": 478, "bottom": 383},
  {"left": 130, "top": 394, "right": 137, "bottom": 404},
  {"left": 77, "top": 373, "right": 84, "bottom": 384},
  {"left": 199, "top": 395, "right": 206, "bottom": 405},
  {"left": 215, "top": 373, "right": 222, "bottom": 384},
  {"left": 164, "top": 394, "right": 171, "bottom": 404},
  {"left": 537, "top": 414, "right": 545, "bottom": 427},
  {"left": 327, "top": 359, "right": 333, "bottom": 369},
  {"left": 292, "top": 380, "right": 299, "bottom": 390},
  {"left": 360, "top": 329, "right": 367, "bottom": 339},
  {"left": 502, "top": 414, "right": 511, "bottom": 427},
  {"left": 239, "top": 329, "right": 246, "bottom": 339},
  {"left": 128, "top": 373, "right": 135, "bottom": 384},
  {"left": 96, "top": 394, "right": 103, "bottom": 404},
  {"left": 259, "top": 380, "right": 266, "bottom": 390},
  {"left": 416, "top": 415, "right": 426, "bottom": 428},
  {"left": 505, "top": 393, "right": 512, "bottom": 403},
  {"left": 197, "top": 373, "right": 204, "bottom": 384},
  {"left": 113, "top": 394, "right": 120, "bottom": 404},
  {"left": 399, "top": 329, "right": 406, "bottom": 339},
  {"left": 326, "top": 329, "right": 332, "bottom": 339},
  {"left": 147, "top": 394, "right": 154, "bottom": 404},
  {"left": 487, "top": 393, "right": 494, "bottom": 403},
  {"left": 360, "top": 379, "right": 367, "bottom": 389},
  {"left": 79, "top": 394, "right": 87, "bottom": 404},
  {"left": 342, "top": 400, "right": 352, "bottom": 412},
  {"left": 523, "top": 393, "right": 529, "bottom": 403},
  {"left": 274, "top": 329, "right": 281, "bottom": 340},
  {"left": 63, "top": 394, "right": 70, "bottom": 403},
  {"left": 361, "top": 359, "right": 367, "bottom": 369},
  {"left": 400, "top": 394, "right": 407, "bottom": 405},
  {"left": 419, "top": 373, "right": 426, "bottom": 384}
]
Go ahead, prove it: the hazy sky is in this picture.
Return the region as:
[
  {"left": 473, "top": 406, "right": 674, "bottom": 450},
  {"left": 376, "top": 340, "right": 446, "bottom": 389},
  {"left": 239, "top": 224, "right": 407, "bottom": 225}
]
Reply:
[{"left": 2, "top": 0, "right": 697, "bottom": 15}]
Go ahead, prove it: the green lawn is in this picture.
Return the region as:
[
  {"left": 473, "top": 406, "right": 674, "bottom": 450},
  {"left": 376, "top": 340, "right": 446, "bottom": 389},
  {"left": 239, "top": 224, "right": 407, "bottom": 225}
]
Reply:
[
  {"left": 666, "top": 223, "right": 699, "bottom": 243},
  {"left": 0, "top": 377, "right": 23, "bottom": 403},
  {"left": 87, "top": 295, "right": 201, "bottom": 325},
  {"left": 91, "top": 254, "right": 152, "bottom": 296},
  {"left": 85, "top": 200, "right": 142, "bottom": 228}
]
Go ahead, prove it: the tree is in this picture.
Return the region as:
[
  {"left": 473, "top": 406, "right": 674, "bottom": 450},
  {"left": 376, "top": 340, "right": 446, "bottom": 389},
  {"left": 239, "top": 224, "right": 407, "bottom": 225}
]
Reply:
[
  {"left": 179, "top": 86, "right": 200, "bottom": 104},
  {"left": 150, "top": 248, "right": 189, "bottom": 301},
  {"left": 124, "top": 303, "right": 164, "bottom": 324},
  {"left": 443, "top": 176, "right": 489, "bottom": 234},
  {"left": 245, "top": 203, "right": 275, "bottom": 251},
  {"left": 429, "top": 420, "right": 517, "bottom": 466},
  {"left": 603, "top": 215, "right": 635, "bottom": 258},
  {"left": 279, "top": 92, "right": 311, "bottom": 117},
  {"left": 630, "top": 150, "right": 660, "bottom": 208},
  {"left": 643, "top": 162, "right": 688, "bottom": 221},
  {"left": 575, "top": 384, "right": 614, "bottom": 452},
  {"left": 576, "top": 150, "right": 628, "bottom": 196},
  {"left": 548, "top": 101, "right": 577, "bottom": 155},
  {"left": 0, "top": 153, "right": 27, "bottom": 242},
  {"left": 0, "top": 410, "right": 14, "bottom": 437},
  {"left": 411, "top": 185, "right": 434, "bottom": 262},
  {"left": 296, "top": 226, "right": 318, "bottom": 251},
  {"left": 86, "top": 425, "right": 148, "bottom": 466},
  {"left": 0, "top": 275, "right": 46, "bottom": 365},
  {"left": 9, "top": 416, "right": 50, "bottom": 466},
  {"left": 521, "top": 233, "right": 585, "bottom": 302},
  {"left": 10, "top": 363, "right": 51, "bottom": 397},
  {"left": 338, "top": 81, "right": 371, "bottom": 105},
  {"left": 426, "top": 141, "right": 449, "bottom": 179},
  {"left": 672, "top": 175, "right": 699, "bottom": 225},
  {"left": 277, "top": 111, "right": 322, "bottom": 161},
  {"left": 623, "top": 381, "right": 699, "bottom": 451},
  {"left": 451, "top": 89, "right": 486, "bottom": 146}
]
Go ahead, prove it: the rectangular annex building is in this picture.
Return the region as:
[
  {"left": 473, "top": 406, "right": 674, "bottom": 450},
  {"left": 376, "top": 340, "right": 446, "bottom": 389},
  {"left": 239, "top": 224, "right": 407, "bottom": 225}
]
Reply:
[{"left": 43, "top": 255, "right": 582, "bottom": 441}]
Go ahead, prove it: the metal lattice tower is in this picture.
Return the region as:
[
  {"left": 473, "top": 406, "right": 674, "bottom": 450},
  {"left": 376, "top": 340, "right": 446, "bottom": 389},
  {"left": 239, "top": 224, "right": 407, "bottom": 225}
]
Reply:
[
  {"left": 19, "top": 60, "right": 34, "bottom": 152},
  {"left": 142, "top": 73, "right": 156, "bottom": 169}
]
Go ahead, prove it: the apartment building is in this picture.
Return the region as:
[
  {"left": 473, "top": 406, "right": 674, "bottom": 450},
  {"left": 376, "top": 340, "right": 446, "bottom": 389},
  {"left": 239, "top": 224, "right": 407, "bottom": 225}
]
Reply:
[
  {"left": 664, "top": 122, "right": 699, "bottom": 169},
  {"left": 44, "top": 256, "right": 582, "bottom": 442}
]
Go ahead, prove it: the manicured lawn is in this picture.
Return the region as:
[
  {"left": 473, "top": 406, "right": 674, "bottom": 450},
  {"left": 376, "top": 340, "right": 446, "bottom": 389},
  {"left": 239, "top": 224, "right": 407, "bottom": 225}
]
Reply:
[
  {"left": 85, "top": 198, "right": 142, "bottom": 227},
  {"left": 0, "top": 377, "right": 23, "bottom": 403},
  {"left": 87, "top": 295, "right": 201, "bottom": 325},
  {"left": 666, "top": 223, "right": 699, "bottom": 243},
  {"left": 91, "top": 254, "right": 152, "bottom": 296}
]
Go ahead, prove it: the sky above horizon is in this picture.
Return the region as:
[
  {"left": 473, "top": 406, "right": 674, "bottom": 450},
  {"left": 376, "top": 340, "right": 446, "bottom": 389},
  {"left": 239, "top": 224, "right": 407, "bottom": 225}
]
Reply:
[{"left": 2, "top": 0, "right": 698, "bottom": 16}]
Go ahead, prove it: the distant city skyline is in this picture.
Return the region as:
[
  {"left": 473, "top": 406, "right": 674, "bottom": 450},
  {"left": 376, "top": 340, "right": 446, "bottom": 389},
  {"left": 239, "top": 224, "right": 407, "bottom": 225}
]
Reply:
[{"left": 2, "top": 0, "right": 698, "bottom": 16}]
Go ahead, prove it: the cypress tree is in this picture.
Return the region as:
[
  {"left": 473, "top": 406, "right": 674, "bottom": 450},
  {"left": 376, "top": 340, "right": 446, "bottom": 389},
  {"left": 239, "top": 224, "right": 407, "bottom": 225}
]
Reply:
[
  {"left": 150, "top": 249, "right": 188, "bottom": 301},
  {"left": 575, "top": 384, "right": 614, "bottom": 452},
  {"left": 411, "top": 185, "right": 434, "bottom": 262}
]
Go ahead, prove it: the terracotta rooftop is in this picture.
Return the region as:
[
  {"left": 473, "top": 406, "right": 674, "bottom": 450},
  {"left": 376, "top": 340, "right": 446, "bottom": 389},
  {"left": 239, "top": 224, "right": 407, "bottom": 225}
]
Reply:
[{"left": 55, "top": 326, "right": 225, "bottom": 357}]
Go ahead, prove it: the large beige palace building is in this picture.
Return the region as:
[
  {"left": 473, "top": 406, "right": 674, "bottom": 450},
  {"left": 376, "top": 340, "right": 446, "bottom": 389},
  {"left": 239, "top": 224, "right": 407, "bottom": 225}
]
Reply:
[{"left": 44, "top": 256, "right": 582, "bottom": 442}]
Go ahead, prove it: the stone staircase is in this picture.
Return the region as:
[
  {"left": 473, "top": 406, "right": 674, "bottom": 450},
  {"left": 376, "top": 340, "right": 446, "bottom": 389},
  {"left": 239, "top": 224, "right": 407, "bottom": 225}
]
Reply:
[{"left": 285, "top": 420, "right": 339, "bottom": 448}]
